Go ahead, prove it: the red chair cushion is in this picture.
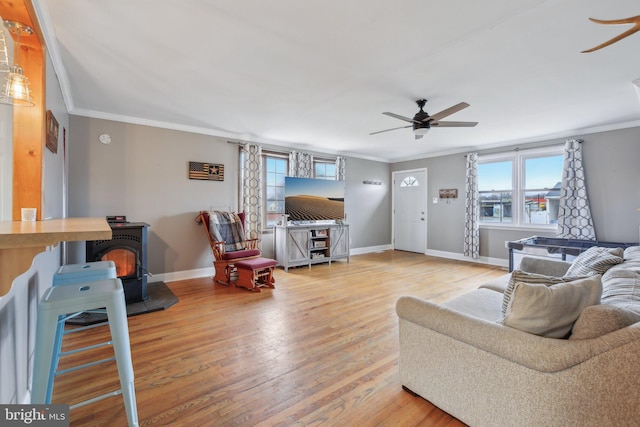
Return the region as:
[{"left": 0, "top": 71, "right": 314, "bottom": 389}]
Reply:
[
  {"left": 235, "top": 257, "right": 278, "bottom": 270},
  {"left": 221, "top": 249, "right": 260, "bottom": 260}
]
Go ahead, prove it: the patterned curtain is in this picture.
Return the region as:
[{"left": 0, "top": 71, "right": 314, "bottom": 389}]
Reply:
[
  {"left": 241, "top": 143, "right": 262, "bottom": 242},
  {"left": 557, "top": 139, "right": 596, "bottom": 240},
  {"left": 335, "top": 156, "right": 346, "bottom": 181},
  {"left": 289, "top": 150, "right": 314, "bottom": 177},
  {"left": 464, "top": 153, "right": 480, "bottom": 258}
]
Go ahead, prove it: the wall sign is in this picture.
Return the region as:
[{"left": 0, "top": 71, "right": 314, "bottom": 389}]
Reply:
[
  {"left": 439, "top": 188, "right": 458, "bottom": 198},
  {"left": 189, "top": 161, "right": 224, "bottom": 181},
  {"left": 46, "top": 110, "right": 59, "bottom": 153}
]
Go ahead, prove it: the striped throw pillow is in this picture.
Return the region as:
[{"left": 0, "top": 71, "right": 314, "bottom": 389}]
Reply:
[{"left": 564, "top": 247, "right": 624, "bottom": 277}]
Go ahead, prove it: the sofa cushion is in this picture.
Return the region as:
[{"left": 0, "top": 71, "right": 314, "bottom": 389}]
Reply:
[
  {"left": 502, "top": 270, "right": 587, "bottom": 315},
  {"left": 519, "top": 256, "right": 571, "bottom": 277},
  {"left": 570, "top": 304, "right": 640, "bottom": 340},
  {"left": 478, "top": 273, "right": 511, "bottom": 293},
  {"left": 600, "top": 267, "right": 640, "bottom": 316},
  {"left": 564, "top": 246, "right": 624, "bottom": 277},
  {"left": 499, "top": 275, "right": 602, "bottom": 338},
  {"left": 624, "top": 245, "right": 640, "bottom": 261},
  {"left": 441, "top": 289, "right": 504, "bottom": 322}
]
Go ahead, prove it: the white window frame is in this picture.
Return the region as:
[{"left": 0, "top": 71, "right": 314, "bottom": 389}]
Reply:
[
  {"left": 478, "top": 145, "right": 564, "bottom": 230},
  {"left": 313, "top": 158, "right": 337, "bottom": 180},
  {"left": 262, "top": 152, "right": 288, "bottom": 229},
  {"left": 400, "top": 176, "right": 420, "bottom": 187}
]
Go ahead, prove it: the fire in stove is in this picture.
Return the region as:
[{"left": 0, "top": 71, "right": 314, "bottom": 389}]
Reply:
[{"left": 86, "top": 217, "right": 150, "bottom": 304}]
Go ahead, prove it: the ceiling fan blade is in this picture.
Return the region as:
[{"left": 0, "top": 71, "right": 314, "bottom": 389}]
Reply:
[
  {"left": 383, "top": 112, "right": 421, "bottom": 124},
  {"left": 370, "top": 124, "right": 412, "bottom": 135},
  {"left": 415, "top": 134, "right": 424, "bottom": 140},
  {"left": 431, "top": 121, "right": 478, "bottom": 127},
  {"left": 424, "top": 102, "right": 470, "bottom": 123}
]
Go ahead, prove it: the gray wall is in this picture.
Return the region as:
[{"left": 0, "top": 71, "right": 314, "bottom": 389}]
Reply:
[
  {"left": 344, "top": 157, "right": 391, "bottom": 249},
  {"left": 67, "top": 118, "right": 240, "bottom": 275},
  {"left": 584, "top": 127, "right": 640, "bottom": 242},
  {"left": 391, "top": 126, "right": 640, "bottom": 260},
  {"left": 68, "top": 116, "right": 393, "bottom": 276}
]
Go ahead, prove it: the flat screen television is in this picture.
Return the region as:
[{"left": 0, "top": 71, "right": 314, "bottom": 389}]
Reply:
[{"left": 284, "top": 177, "right": 345, "bottom": 222}]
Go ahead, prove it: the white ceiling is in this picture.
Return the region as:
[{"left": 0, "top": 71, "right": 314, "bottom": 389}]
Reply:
[{"left": 33, "top": 0, "right": 640, "bottom": 162}]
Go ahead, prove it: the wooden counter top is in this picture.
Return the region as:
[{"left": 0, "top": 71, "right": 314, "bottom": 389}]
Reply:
[
  {"left": 0, "top": 217, "right": 112, "bottom": 248},
  {"left": 0, "top": 217, "right": 112, "bottom": 295}
]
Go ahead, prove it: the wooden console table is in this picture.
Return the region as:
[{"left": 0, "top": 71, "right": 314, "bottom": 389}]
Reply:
[{"left": 0, "top": 218, "right": 112, "bottom": 296}]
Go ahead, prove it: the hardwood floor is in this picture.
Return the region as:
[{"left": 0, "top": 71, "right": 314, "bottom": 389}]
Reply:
[{"left": 53, "top": 251, "right": 507, "bottom": 426}]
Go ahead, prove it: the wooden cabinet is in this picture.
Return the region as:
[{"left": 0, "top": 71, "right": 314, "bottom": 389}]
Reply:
[
  {"left": 330, "top": 225, "right": 349, "bottom": 260},
  {"left": 275, "top": 224, "right": 349, "bottom": 271}
]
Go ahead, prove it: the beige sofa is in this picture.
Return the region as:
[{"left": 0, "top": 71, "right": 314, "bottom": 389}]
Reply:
[{"left": 396, "top": 247, "right": 640, "bottom": 427}]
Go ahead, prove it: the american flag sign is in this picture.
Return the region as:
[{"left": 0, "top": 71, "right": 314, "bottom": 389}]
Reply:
[{"left": 189, "top": 161, "right": 224, "bottom": 181}]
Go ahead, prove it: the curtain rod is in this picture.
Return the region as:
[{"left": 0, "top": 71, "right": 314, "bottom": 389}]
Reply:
[
  {"left": 464, "top": 139, "right": 580, "bottom": 157},
  {"left": 228, "top": 141, "right": 343, "bottom": 160}
]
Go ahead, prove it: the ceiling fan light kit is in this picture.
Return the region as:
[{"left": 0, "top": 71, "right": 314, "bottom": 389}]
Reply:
[{"left": 371, "top": 98, "right": 477, "bottom": 139}]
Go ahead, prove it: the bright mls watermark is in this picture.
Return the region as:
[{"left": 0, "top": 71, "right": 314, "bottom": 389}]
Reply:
[{"left": 0, "top": 405, "right": 69, "bottom": 426}]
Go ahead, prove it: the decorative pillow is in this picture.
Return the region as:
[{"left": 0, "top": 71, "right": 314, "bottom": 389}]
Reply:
[
  {"left": 499, "top": 275, "right": 602, "bottom": 338},
  {"left": 570, "top": 304, "right": 640, "bottom": 340},
  {"left": 564, "top": 246, "right": 624, "bottom": 277},
  {"left": 502, "top": 271, "right": 588, "bottom": 315}
]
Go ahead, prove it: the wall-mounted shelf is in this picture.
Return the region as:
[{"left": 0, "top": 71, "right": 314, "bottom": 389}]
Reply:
[{"left": 0, "top": 218, "right": 112, "bottom": 295}]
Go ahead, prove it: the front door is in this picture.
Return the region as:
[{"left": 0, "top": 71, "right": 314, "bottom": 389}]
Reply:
[{"left": 393, "top": 169, "right": 427, "bottom": 253}]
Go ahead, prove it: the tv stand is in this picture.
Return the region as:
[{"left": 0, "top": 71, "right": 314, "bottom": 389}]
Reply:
[{"left": 274, "top": 224, "right": 349, "bottom": 271}]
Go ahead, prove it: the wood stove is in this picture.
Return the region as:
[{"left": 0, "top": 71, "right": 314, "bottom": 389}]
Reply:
[{"left": 86, "top": 219, "right": 149, "bottom": 304}]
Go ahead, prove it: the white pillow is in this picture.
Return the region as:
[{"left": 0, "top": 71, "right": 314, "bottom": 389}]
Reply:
[
  {"left": 502, "top": 271, "right": 587, "bottom": 315},
  {"left": 499, "top": 275, "right": 602, "bottom": 338}
]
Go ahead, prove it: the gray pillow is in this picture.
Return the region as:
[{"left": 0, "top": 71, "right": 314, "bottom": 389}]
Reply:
[
  {"left": 570, "top": 304, "right": 640, "bottom": 340},
  {"left": 564, "top": 246, "right": 624, "bottom": 277},
  {"left": 502, "top": 270, "right": 588, "bottom": 315},
  {"left": 499, "top": 275, "right": 603, "bottom": 338}
]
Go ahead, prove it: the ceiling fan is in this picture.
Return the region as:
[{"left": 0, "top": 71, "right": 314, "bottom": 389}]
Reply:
[
  {"left": 582, "top": 14, "right": 640, "bottom": 53},
  {"left": 371, "top": 99, "right": 478, "bottom": 140}
]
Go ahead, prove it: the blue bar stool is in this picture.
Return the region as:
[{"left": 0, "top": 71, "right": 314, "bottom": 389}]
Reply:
[
  {"left": 32, "top": 278, "right": 139, "bottom": 427},
  {"left": 47, "top": 261, "right": 117, "bottom": 403}
]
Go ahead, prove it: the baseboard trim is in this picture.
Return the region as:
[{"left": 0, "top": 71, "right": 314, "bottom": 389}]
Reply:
[
  {"left": 425, "top": 249, "right": 509, "bottom": 268},
  {"left": 150, "top": 267, "right": 215, "bottom": 284},
  {"left": 350, "top": 244, "right": 393, "bottom": 255},
  {"left": 151, "top": 247, "right": 507, "bottom": 283}
]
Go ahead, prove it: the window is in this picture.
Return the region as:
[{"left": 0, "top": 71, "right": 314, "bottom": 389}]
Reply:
[
  {"left": 400, "top": 176, "right": 420, "bottom": 187},
  {"left": 478, "top": 161, "right": 512, "bottom": 223},
  {"left": 478, "top": 147, "right": 563, "bottom": 227},
  {"left": 314, "top": 160, "right": 336, "bottom": 180},
  {"left": 264, "top": 154, "right": 288, "bottom": 228}
]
